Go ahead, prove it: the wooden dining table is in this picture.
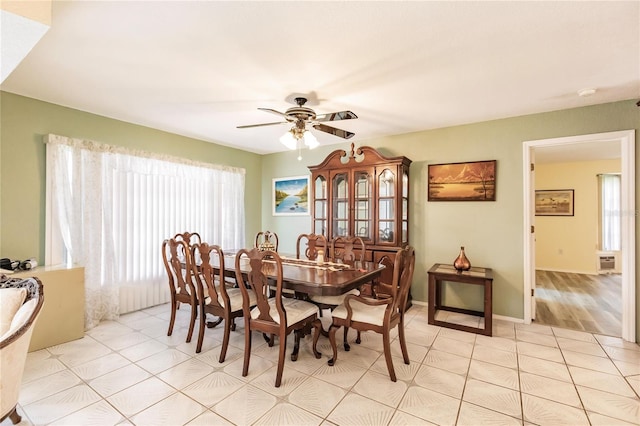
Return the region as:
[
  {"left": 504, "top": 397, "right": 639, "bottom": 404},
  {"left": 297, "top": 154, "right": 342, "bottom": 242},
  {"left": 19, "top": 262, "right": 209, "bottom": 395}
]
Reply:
[
  {"left": 226, "top": 253, "right": 384, "bottom": 296},
  {"left": 216, "top": 252, "right": 385, "bottom": 359}
]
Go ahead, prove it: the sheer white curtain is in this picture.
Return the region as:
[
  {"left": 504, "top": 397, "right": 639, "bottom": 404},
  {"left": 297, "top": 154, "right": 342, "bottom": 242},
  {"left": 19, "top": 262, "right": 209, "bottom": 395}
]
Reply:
[
  {"left": 45, "top": 134, "right": 245, "bottom": 329},
  {"left": 600, "top": 173, "right": 621, "bottom": 251}
]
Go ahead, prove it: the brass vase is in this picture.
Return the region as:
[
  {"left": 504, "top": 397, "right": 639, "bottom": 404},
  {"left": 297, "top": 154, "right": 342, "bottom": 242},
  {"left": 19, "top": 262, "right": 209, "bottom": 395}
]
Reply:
[{"left": 453, "top": 246, "right": 471, "bottom": 271}]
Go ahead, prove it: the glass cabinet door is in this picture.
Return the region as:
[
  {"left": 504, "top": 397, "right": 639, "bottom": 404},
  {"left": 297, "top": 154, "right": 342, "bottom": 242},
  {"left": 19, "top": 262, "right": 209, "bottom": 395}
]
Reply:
[
  {"left": 332, "top": 172, "right": 349, "bottom": 237},
  {"left": 354, "top": 171, "right": 371, "bottom": 240},
  {"left": 313, "top": 176, "right": 327, "bottom": 236},
  {"left": 378, "top": 169, "right": 396, "bottom": 243}
]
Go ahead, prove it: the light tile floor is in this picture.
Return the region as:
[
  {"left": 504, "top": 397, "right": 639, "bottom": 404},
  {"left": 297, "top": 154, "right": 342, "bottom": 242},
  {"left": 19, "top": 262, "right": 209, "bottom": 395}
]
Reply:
[{"left": 3, "top": 304, "right": 640, "bottom": 426}]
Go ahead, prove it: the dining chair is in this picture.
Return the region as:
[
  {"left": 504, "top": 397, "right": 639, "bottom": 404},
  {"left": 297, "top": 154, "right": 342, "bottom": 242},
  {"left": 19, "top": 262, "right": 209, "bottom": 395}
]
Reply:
[
  {"left": 174, "top": 231, "right": 202, "bottom": 247},
  {"left": 313, "top": 245, "right": 415, "bottom": 382},
  {"left": 255, "top": 230, "right": 279, "bottom": 252},
  {"left": 161, "top": 238, "right": 199, "bottom": 343},
  {"left": 310, "top": 235, "right": 366, "bottom": 311},
  {"left": 191, "top": 242, "right": 257, "bottom": 358},
  {"left": 235, "top": 248, "right": 318, "bottom": 387},
  {"left": 295, "top": 233, "right": 328, "bottom": 261},
  {"left": 329, "top": 235, "right": 365, "bottom": 263},
  {"left": 373, "top": 254, "right": 395, "bottom": 299},
  {"left": 308, "top": 235, "right": 365, "bottom": 341}
]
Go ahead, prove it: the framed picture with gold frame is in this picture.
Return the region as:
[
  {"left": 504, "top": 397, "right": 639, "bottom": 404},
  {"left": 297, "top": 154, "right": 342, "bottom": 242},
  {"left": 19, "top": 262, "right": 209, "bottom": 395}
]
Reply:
[
  {"left": 535, "top": 189, "right": 574, "bottom": 216},
  {"left": 428, "top": 160, "right": 496, "bottom": 201}
]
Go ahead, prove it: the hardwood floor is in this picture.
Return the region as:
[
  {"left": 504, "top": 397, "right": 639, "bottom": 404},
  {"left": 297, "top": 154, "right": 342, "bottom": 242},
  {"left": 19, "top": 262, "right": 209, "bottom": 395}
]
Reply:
[{"left": 534, "top": 270, "right": 622, "bottom": 337}]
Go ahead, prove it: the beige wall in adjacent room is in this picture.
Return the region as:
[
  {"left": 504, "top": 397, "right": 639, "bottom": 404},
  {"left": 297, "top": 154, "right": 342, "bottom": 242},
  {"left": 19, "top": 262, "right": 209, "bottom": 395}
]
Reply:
[
  {"left": 261, "top": 99, "right": 640, "bottom": 340},
  {"left": 1, "top": 0, "right": 52, "bottom": 25},
  {"left": 0, "top": 92, "right": 263, "bottom": 262},
  {"left": 535, "top": 159, "right": 621, "bottom": 274}
]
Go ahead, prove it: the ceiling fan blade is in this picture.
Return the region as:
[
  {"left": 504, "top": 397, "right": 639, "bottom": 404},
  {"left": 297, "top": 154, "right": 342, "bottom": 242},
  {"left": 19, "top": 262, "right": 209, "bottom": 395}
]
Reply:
[
  {"left": 258, "top": 107, "right": 287, "bottom": 117},
  {"left": 237, "top": 121, "right": 287, "bottom": 129},
  {"left": 313, "top": 123, "right": 355, "bottom": 139},
  {"left": 315, "top": 110, "right": 358, "bottom": 122}
]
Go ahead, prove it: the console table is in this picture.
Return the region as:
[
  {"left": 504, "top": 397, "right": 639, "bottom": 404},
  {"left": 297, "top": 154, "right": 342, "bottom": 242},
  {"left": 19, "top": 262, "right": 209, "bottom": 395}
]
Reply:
[
  {"left": 13, "top": 265, "right": 85, "bottom": 351},
  {"left": 427, "top": 263, "right": 493, "bottom": 336}
]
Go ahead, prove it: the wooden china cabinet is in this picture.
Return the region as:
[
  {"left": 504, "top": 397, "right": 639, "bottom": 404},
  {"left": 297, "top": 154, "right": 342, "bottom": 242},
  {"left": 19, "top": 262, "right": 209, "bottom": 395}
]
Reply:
[{"left": 308, "top": 143, "right": 412, "bottom": 305}]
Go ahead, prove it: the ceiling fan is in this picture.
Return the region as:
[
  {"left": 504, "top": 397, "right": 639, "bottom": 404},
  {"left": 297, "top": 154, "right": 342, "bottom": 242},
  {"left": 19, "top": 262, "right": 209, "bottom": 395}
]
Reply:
[{"left": 237, "top": 97, "right": 357, "bottom": 150}]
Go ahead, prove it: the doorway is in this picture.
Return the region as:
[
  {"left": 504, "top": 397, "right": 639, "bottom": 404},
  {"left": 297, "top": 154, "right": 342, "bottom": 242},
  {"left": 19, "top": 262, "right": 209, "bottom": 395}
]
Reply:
[{"left": 523, "top": 130, "right": 636, "bottom": 342}]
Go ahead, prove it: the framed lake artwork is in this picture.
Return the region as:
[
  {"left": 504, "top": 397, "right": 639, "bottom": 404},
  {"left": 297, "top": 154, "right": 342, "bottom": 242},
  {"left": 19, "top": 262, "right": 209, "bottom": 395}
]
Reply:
[
  {"left": 272, "top": 176, "right": 310, "bottom": 216},
  {"left": 535, "top": 189, "right": 574, "bottom": 216},
  {"left": 428, "top": 160, "right": 497, "bottom": 201}
]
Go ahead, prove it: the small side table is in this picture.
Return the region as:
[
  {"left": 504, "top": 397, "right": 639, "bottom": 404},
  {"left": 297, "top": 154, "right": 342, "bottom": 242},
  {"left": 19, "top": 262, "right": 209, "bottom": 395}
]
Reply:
[{"left": 427, "top": 263, "right": 493, "bottom": 336}]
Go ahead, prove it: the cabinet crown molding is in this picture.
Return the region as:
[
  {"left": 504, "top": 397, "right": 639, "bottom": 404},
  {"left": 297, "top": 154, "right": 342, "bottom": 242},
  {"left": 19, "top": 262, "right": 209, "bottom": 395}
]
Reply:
[{"left": 308, "top": 143, "right": 412, "bottom": 171}]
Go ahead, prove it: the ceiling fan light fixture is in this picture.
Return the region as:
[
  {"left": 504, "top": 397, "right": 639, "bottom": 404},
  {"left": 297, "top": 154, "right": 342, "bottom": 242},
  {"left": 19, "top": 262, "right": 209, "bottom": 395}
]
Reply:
[
  {"left": 303, "top": 130, "right": 319, "bottom": 149},
  {"left": 279, "top": 130, "right": 297, "bottom": 150},
  {"left": 238, "top": 96, "right": 358, "bottom": 151}
]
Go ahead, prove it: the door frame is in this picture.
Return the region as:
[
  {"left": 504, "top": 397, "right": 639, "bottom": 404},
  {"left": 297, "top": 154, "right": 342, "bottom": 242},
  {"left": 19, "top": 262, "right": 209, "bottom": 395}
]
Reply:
[{"left": 523, "top": 130, "right": 636, "bottom": 342}]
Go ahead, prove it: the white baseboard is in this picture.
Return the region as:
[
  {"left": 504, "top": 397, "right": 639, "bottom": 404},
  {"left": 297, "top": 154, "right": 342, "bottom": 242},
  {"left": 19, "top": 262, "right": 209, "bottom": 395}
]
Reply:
[{"left": 411, "top": 300, "right": 524, "bottom": 323}]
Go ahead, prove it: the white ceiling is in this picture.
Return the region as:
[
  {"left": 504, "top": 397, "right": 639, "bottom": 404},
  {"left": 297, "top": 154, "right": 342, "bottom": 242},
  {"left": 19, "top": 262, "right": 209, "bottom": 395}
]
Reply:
[{"left": 1, "top": 1, "right": 638, "bottom": 155}]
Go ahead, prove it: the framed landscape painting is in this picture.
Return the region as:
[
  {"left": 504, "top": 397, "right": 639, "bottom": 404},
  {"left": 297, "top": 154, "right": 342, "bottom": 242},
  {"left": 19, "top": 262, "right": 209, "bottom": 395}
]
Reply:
[
  {"left": 428, "top": 160, "right": 496, "bottom": 201},
  {"left": 272, "top": 176, "right": 309, "bottom": 216},
  {"left": 535, "top": 189, "right": 574, "bottom": 216}
]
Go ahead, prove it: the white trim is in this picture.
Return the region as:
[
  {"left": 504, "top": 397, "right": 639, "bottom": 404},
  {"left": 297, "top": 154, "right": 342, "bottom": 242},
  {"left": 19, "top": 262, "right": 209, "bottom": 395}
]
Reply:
[
  {"left": 620, "top": 131, "right": 636, "bottom": 342},
  {"left": 410, "top": 300, "right": 524, "bottom": 324},
  {"left": 523, "top": 130, "right": 636, "bottom": 342}
]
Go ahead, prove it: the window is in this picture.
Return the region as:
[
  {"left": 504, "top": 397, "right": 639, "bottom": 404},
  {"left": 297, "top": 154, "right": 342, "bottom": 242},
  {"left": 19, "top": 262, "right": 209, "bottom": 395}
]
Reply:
[
  {"left": 599, "top": 173, "right": 621, "bottom": 251},
  {"left": 45, "top": 134, "right": 245, "bottom": 328}
]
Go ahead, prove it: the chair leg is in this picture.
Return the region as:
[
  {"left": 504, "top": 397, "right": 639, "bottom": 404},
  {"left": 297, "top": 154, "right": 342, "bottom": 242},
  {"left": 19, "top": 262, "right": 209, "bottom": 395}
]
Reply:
[
  {"left": 275, "top": 334, "right": 287, "bottom": 388},
  {"left": 356, "top": 330, "right": 361, "bottom": 344},
  {"left": 312, "top": 319, "right": 322, "bottom": 359},
  {"left": 398, "top": 319, "right": 410, "bottom": 364},
  {"left": 219, "top": 317, "right": 231, "bottom": 363},
  {"left": 242, "top": 326, "right": 252, "bottom": 377},
  {"left": 382, "top": 329, "right": 397, "bottom": 382},
  {"left": 8, "top": 406, "right": 21, "bottom": 424},
  {"left": 327, "top": 324, "right": 339, "bottom": 366},
  {"left": 343, "top": 326, "right": 351, "bottom": 351},
  {"left": 196, "top": 305, "right": 206, "bottom": 353},
  {"left": 186, "top": 303, "right": 197, "bottom": 343},
  {"left": 291, "top": 330, "right": 301, "bottom": 361},
  {"left": 167, "top": 298, "right": 177, "bottom": 336}
]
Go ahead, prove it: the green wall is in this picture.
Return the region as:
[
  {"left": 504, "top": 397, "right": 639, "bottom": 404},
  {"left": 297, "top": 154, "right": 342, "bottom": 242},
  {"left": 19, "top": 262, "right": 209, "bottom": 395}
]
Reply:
[
  {"left": 261, "top": 100, "right": 640, "bottom": 338},
  {"left": 0, "top": 91, "right": 262, "bottom": 261}
]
